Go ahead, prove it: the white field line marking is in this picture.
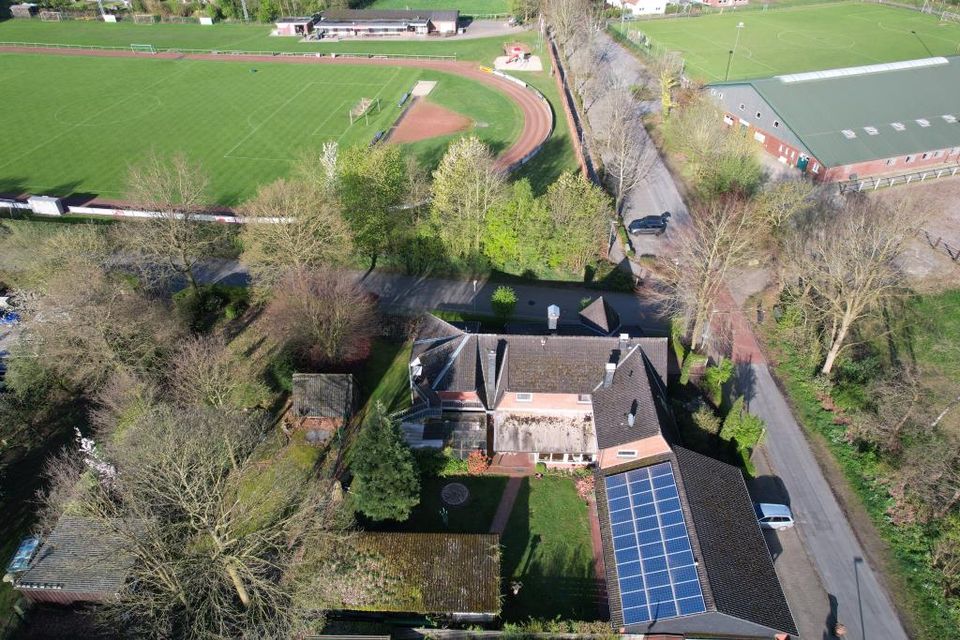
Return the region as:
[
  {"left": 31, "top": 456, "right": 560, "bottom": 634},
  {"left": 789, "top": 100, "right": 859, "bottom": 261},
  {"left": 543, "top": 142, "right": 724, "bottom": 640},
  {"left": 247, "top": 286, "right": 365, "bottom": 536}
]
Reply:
[
  {"left": 336, "top": 66, "right": 402, "bottom": 143},
  {"left": 311, "top": 99, "right": 349, "bottom": 137},
  {"left": 223, "top": 81, "right": 314, "bottom": 159},
  {"left": 0, "top": 61, "right": 192, "bottom": 173}
]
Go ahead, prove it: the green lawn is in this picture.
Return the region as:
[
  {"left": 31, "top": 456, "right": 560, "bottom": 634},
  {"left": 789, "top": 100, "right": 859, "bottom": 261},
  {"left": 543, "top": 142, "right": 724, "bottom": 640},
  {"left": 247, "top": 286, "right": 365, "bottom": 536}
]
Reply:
[
  {"left": 0, "top": 20, "right": 525, "bottom": 62},
  {"left": 367, "top": 0, "right": 509, "bottom": 15},
  {"left": 357, "top": 339, "right": 412, "bottom": 416},
  {"left": 500, "top": 476, "right": 601, "bottom": 622},
  {"left": 0, "top": 53, "right": 519, "bottom": 205},
  {"left": 363, "top": 474, "right": 508, "bottom": 533},
  {"left": 615, "top": 3, "right": 960, "bottom": 81}
]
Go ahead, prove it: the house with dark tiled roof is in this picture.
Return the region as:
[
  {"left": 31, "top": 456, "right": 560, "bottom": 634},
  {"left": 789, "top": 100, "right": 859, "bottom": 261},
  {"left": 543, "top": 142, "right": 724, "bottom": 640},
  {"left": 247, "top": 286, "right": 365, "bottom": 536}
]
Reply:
[
  {"left": 291, "top": 373, "right": 358, "bottom": 444},
  {"left": 13, "top": 517, "right": 138, "bottom": 605},
  {"left": 407, "top": 313, "right": 670, "bottom": 467},
  {"left": 406, "top": 313, "right": 797, "bottom": 638}
]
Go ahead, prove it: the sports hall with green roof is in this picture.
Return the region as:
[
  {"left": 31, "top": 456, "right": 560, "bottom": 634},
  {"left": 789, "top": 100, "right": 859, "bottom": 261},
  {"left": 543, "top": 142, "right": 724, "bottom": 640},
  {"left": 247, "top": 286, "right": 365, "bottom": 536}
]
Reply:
[{"left": 708, "top": 56, "right": 960, "bottom": 181}]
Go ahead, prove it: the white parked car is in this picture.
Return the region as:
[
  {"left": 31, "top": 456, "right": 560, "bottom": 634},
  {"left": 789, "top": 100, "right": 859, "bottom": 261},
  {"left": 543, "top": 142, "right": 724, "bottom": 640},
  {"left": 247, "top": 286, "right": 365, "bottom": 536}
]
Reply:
[{"left": 755, "top": 503, "right": 795, "bottom": 531}]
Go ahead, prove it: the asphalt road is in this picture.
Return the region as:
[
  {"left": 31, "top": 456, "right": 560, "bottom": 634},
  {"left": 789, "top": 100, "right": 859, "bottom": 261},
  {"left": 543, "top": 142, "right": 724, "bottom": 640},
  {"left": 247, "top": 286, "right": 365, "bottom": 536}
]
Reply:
[
  {"left": 584, "top": 29, "right": 691, "bottom": 261},
  {"left": 197, "top": 259, "right": 669, "bottom": 332},
  {"left": 747, "top": 364, "right": 908, "bottom": 640}
]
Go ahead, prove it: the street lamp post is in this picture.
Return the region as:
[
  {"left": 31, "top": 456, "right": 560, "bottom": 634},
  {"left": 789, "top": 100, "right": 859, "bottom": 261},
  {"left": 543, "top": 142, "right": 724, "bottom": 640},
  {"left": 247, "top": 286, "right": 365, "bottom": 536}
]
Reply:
[{"left": 724, "top": 49, "right": 735, "bottom": 81}]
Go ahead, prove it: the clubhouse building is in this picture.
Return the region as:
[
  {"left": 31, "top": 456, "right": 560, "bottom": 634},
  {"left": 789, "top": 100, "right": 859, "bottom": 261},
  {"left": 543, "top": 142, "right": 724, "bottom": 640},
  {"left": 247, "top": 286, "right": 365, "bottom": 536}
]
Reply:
[
  {"left": 709, "top": 56, "right": 960, "bottom": 182},
  {"left": 275, "top": 9, "right": 459, "bottom": 38}
]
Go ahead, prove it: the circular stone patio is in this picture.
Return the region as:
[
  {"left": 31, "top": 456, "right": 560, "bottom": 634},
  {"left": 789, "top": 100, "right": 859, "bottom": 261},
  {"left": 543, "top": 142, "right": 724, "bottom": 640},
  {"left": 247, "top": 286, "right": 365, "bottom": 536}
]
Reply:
[{"left": 441, "top": 481, "right": 470, "bottom": 507}]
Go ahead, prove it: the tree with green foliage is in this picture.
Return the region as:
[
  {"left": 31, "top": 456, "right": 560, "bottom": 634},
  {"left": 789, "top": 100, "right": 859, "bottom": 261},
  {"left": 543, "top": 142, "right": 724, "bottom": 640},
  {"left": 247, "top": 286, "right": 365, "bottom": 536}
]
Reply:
[
  {"left": 337, "top": 144, "right": 411, "bottom": 265},
  {"left": 544, "top": 172, "right": 611, "bottom": 272},
  {"left": 350, "top": 403, "right": 420, "bottom": 522},
  {"left": 256, "top": 0, "right": 279, "bottom": 22},
  {"left": 720, "top": 396, "right": 765, "bottom": 457},
  {"left": 483, "top": 179, "right": 549, "bottom": 272},
  {"left": 431, "top": 136, "right": 506, "bottom": 261},
  {"left": 491, "top": 285, "right": 518, "bottom": 320},
  {"left": 510, "top": 0, "right": 540, "bottom": 22},
  {"left": 702, "top": 357, "right": 734, "bottom": 407}
]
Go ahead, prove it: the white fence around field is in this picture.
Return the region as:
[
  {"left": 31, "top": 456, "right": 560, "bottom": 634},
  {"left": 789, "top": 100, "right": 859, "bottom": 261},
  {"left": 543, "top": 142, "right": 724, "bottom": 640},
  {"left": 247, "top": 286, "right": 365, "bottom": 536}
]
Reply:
[
  {"left": 0, "top": 198, "right": 290, "bottom": 224},
  {"left": 0, "top": 41, "right": 457, "bottom": 61}
]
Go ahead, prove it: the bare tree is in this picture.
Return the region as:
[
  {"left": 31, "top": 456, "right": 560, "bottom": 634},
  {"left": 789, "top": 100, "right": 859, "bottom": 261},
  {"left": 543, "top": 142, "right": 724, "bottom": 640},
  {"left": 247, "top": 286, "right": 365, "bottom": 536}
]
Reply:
[
  {"left": 601, "top": 85, "right": 657, "bottom": 214},
  {"left": 660, "top": 195, "right": 764, "bottom": 350},
  {"left": 0, "top": 222, "right": 111, "bottom": 293},
  {"left": 543, "top": 0, "right": 588, "bottom": 46},
  {"left": 168, "top": 334, "right": 246, "bottom": 410},
  {"left": 267, "top": 268, "right": 377, "bottom": 367},
  {"left": 120, "top": 151, "right": 229, "bottom": 291},
  {"left": 28, "top": 265, "right": 184, "bottom": 392},
  {"left": 240, "top": 179, "right": 353, "bottom": 287},
  {"left": 785, "top": 197, "right": 919, "bottom": 374},
  {"left": 40, "top": 404, "right": 354, "bottom": 639},
  {"left": 848, "top": 364, "right": 927, "bottom": 453}
]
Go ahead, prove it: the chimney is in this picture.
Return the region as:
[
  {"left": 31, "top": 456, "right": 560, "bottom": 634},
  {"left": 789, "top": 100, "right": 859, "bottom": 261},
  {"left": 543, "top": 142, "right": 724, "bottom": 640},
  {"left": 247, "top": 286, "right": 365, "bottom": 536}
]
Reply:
[
  {"left": 547, "top": 304, "right": 560, "bottom": 332},
  {"left": 603, "top": 362, "right": 616, "bottom": 388},
  {"left": 485, "top": 349, "right": 497, "bottom": 407},
  {"left": 619, "top": 332, "right": 630, "bottom": 352}
]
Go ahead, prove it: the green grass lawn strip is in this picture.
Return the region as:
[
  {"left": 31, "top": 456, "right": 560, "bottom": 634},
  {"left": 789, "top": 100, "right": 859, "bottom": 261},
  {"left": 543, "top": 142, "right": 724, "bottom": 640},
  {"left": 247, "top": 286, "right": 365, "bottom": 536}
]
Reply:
[
  {"left": 614, "top": 3, "right": 960, "bottom": 81},
  {"left": 500, "top": 476, "right": 600, "bottom": 622}
]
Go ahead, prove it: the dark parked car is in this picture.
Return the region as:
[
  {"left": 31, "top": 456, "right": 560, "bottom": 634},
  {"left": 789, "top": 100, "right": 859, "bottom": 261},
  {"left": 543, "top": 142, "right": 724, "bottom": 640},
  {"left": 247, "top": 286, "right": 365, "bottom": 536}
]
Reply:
[{"left": 627, "top": 212, "right": 670, "bottom": 236}]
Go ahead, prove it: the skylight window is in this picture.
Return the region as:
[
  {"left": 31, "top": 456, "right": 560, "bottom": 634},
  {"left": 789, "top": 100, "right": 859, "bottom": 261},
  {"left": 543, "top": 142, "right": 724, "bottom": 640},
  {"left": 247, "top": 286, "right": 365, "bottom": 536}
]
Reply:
[
  {"left": 944, "top": 114, "right": 958, "bottom": 124},
  {"left": 841, "top": 129, "right": 857, "bottom": 139},
  {"left": 864, "top": 126, "right": 879, "bottom": 136},
  {"left": 891, "top": 122, "right": 906, "bottom": 131},
  {"left": 916, "top": 119, "right": 931, "bottom": 127}
]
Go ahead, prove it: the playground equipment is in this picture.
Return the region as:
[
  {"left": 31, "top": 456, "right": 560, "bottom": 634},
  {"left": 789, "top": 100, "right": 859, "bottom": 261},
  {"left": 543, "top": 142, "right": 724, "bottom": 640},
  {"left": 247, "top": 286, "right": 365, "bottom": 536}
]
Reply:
[{"left": 503, "top": 42, "right": 531, "bottom": 65}]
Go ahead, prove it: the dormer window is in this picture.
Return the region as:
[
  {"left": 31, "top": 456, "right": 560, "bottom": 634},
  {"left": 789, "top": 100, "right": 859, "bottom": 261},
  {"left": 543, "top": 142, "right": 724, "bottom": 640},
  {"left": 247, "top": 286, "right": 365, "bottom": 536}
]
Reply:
[
  {"left": 891, "top": 122, "right": 906, "bottom": 131},
  {"left": 516, "top": 393, "right": 533, "bottom": 402},
  {"left": 943, "top": 114, "right": 957, "bottom": 124},
  {"left": 841, "top": 129, "right": 856, "bottom": 139},
  {"left": 577, "top": 394, "right": 591, "bottom": 404},
  {"left": 864, "top": 126, "right": 878, "bottom": 136},
  {"left": 916, "top": 118, "right": 931, "bottom": 127}
]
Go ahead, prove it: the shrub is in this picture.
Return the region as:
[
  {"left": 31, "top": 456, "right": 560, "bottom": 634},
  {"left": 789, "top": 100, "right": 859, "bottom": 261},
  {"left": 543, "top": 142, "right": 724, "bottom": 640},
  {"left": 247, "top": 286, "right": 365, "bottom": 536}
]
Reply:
[
  {"left": 679, "top": 352, "right": 708, "bottom": 385},
  {"left": 575, "top": 475, "right": 595, "bottom": 502},
  {"left": 490, "top": 285, "right": 517, "bottom": 320},
  {"left": 720, "top": 396, "right": 765, "bottom": 475},
  {"left": 172, "top": 284, "right": 249, "bottom": 333},
  {"left": 702, "top": 356, "right": 734, "bottom": 407},
  {"left": 466, "top": 449, "right": 490, "bottom": 475}
]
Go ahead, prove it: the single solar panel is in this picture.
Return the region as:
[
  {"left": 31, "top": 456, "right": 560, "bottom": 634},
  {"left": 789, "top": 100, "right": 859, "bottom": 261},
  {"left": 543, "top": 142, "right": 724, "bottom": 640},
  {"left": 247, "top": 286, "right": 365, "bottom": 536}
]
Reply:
[{"left": 605, "top": 462, "right": 707, "bottom": 625}]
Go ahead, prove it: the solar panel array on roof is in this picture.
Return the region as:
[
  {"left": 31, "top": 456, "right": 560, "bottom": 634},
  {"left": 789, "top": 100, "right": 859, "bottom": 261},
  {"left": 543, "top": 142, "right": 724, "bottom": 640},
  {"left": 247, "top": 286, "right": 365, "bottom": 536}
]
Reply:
[{"left": 605, "top": 462, "right": 706, "bottom": 624}]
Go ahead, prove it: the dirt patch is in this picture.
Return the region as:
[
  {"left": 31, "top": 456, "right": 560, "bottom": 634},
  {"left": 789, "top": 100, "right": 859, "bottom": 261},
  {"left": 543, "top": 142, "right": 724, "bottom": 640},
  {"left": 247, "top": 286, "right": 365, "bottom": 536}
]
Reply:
[{"left": 388, "top": 99, "right": 472, "bottom": 144}]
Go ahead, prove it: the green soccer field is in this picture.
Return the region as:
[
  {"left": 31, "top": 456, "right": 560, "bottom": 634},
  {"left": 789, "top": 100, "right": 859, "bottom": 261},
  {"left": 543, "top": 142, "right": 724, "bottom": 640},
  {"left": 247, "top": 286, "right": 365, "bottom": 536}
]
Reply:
[
  {"left": 616, "top": 2, "right": 960, "bottom": 81},
  {"left": 0, "top": 53, "right": 521, "bottom": 206}
]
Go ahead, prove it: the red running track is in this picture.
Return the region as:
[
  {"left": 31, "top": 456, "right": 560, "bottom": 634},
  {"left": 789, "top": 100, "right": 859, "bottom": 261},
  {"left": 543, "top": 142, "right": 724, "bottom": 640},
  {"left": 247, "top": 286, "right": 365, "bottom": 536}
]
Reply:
[{"left": 0, "top": 46, "right": 554, "bottom": 171}]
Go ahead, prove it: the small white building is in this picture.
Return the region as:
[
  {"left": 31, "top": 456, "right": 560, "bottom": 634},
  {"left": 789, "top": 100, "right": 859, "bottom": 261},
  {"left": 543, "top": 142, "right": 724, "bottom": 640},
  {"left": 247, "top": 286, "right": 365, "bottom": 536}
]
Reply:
[{"left": 608, "top": 0, "right": 667, "bottom": 16}]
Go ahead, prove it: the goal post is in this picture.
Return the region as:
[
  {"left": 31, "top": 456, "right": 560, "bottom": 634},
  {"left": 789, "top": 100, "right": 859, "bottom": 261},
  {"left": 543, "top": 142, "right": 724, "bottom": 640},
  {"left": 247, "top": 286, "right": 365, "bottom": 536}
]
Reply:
[
  {"left": 130, "top": 43, "right": 157, "bottom": 54},
  {"left": 348, "top": 97, "right": 381, "bottom": 126},
  {"left": 132, "top": 13, "right": 159, "bottom": 24},
  {"left": 39, "top": 10, "right": 63, "bottom": 21}
]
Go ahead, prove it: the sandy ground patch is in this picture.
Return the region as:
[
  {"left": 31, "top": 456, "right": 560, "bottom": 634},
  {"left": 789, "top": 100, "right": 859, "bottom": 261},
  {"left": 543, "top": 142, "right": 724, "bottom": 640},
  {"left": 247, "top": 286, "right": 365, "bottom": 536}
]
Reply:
[
  {"left": 494, "top": 55, "right": 543, "bottom": 72},
  {"left": 410, "top": 80, "right": 437, "bottom": 97},
  {"left": 870, "top": 177, "right": 960, "bottom": 290},
  {"left": 388, "top": 99, "right": 472, "bottom": 144}
]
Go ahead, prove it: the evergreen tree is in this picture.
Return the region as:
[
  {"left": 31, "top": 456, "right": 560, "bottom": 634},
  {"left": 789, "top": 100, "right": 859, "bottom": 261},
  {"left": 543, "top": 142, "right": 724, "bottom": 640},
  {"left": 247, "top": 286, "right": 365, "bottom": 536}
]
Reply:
[{"left": 350, "top": 402, "right": 420, "bottom": 522}]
